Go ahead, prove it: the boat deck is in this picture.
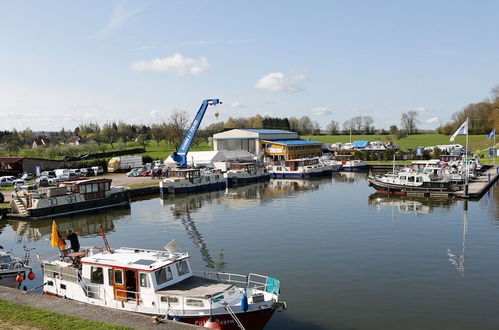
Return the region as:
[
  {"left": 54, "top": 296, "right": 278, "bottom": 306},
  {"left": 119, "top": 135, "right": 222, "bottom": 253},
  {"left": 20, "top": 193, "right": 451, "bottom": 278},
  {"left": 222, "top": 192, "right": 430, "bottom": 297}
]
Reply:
[{"left": 158, "top": 275, "right": 234, "bottom": 298}]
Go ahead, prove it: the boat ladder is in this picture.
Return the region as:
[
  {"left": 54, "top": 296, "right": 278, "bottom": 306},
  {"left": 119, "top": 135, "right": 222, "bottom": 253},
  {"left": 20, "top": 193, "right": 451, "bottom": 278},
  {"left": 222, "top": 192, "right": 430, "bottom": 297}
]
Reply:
[{"left": 222, "top": 303, "right": 246, "bottom": 330}]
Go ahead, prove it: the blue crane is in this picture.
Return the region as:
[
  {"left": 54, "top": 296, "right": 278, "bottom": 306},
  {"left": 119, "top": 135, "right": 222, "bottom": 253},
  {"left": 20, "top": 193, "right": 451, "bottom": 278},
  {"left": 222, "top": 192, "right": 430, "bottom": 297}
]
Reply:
[{"left": 171, "top": 99, "right": 221, "bottom": 168}]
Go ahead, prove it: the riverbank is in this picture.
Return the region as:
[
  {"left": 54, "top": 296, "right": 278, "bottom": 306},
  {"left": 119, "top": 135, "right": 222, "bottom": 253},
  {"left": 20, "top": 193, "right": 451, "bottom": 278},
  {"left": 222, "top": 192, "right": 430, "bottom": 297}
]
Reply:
[{"left": 0, "top": 286, "right": 198, "bottom": 329}]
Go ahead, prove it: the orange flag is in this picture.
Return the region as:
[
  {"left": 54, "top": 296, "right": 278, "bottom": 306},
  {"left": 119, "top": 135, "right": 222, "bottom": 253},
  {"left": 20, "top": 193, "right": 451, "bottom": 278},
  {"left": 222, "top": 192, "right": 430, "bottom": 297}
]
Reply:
[{"left": 51, "top": 220, "right": 67, "bottom": 249}]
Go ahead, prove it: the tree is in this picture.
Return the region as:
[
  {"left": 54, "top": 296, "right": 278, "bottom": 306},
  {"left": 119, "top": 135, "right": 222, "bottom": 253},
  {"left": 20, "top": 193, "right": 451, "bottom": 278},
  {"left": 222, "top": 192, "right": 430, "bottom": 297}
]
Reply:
[
  {"left": 362, "top": 116, "right": 374, "bottom": 134},
  {"left": 151, "top": 123, "right": 166, "bottom": 146},
  {"left": 166, "top": 110, "right": 190, "bottom": 150},
  {"left": 117, "top": 122, "right": 135, "bottom": 147},
  {"left": 136, "top": 134, "right": 149, "bottom": 149},
  {"left": 298, "top": 116, "right": 314, "bottom": 135},
  {"left": 491, "top": 84, "right": 499, "bottom": 102},
  {"left": 400, "top": 111, "right": 419, "bottom": 135},
  {"left": 389, "top": 125, "right": 398, "bottom": 135},
  {"left": 101, "top": 123, "right": 119, "bottom": 148},
  {"left": 326, "top": 120, "right": 340, "bottom": 135}
]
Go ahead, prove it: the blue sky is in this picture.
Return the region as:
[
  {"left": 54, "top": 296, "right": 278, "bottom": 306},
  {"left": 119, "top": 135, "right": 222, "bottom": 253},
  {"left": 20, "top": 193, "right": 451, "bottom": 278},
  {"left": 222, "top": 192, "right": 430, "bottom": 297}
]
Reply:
[{"left": 1, "top": 0, "right": 498, "bottom": 131}]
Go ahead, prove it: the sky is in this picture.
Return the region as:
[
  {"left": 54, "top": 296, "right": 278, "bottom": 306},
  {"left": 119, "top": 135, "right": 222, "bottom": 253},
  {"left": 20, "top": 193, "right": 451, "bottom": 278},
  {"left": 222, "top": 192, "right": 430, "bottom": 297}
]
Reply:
[{"left": 1, "top": 0, "right": 499, "bottom": 131}]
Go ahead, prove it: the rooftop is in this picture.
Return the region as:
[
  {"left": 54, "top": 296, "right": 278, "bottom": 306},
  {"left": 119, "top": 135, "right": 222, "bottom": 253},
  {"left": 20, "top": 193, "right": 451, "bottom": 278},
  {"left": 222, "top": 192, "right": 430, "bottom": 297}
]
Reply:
[
  {"left": 238, "top": 129, "right": 294, "bottom": 134},
  {"left": 264, "top": 139, "right": 322, "bottom": 146},
  {"left": 81, "top": 247, "right": 189, "bottom": 272}
]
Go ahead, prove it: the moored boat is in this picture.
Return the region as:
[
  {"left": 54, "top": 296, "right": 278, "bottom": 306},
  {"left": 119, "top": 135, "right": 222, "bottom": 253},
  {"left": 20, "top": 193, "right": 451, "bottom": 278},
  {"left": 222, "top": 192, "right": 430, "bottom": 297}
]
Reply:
[
  {"left": 9, "top": 179, "right": 129, "bottom": 219},
  {"left": 267, "top": 158, "right": 332, "bottom": 179},
  {"left": 367, "top": 171, "right": 461, "bottom": 195},
  {"left": 339, "top": 160, "right": 369, "bottom": 172},
  {"left": 160, "top": 168, "right": 226, "bottom": 194},
  {"left": 0, "top": 246, "right": 35, "bottom": 288},
  {"left": 224, "top": 162, "right": 270, "bottom": 187},
  {"left": 42, "top": 242, "right": 286, "bottom": 329}
]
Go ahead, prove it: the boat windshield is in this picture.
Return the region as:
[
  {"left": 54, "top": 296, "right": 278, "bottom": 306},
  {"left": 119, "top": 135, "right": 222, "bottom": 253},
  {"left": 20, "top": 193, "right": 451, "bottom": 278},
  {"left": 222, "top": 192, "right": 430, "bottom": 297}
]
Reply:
[{"left": 0, "top": 255, "right": 13, "bottom": 264}]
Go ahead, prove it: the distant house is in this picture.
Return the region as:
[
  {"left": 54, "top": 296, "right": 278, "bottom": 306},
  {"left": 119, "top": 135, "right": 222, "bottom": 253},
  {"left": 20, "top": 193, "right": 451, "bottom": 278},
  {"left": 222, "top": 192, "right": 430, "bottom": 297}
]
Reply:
[
  {"left": 32, "top": 137, "right": 47, "bottom": 149},
  {"left": 67, "top": 136, "right": 88, "bottom": 146}
]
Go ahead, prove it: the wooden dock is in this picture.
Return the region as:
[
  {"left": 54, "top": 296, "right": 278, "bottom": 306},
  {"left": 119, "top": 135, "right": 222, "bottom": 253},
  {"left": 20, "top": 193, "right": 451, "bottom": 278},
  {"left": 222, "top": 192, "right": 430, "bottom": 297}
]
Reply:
[{"left": 454, "top": 166, "right": 499, "bottom": 198}]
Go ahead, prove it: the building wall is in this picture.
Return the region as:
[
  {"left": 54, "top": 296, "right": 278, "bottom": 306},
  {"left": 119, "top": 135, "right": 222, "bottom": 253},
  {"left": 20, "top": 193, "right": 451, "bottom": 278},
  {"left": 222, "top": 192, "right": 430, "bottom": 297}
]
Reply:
[
  {"left": 214, "top": 138, "right": 257, "bottom": 154},
  {"left": 260, "top": 142, "right": 322, "bottom": 160},
  {"left": 22, "top": 158, "right": 64, "bottom": 174}
]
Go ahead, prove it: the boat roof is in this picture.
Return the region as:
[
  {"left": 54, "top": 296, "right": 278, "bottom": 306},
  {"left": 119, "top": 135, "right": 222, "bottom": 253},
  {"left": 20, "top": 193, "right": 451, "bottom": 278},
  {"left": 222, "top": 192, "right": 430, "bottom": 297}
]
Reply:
[
  {"left": 81, "top": 247, "right": 190, "bottom": 272},
  {"left": 263, "top": 139, "right": 322, "bottom": 146},
  {"left": 158, "top": 275, "right": 234, "bottom": 299},
  {"left": 61, "top": 178, "right": 112, "bottom": 185}
]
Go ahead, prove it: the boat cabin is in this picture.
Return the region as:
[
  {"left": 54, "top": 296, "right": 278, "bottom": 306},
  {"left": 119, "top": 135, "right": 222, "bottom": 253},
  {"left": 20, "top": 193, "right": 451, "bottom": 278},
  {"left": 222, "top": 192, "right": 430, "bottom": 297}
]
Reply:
[
  {"left": 166, "top": 169, "right": 201, "bottom": 180},
  {"left": 228, "top": 162, "right": 257, "bottom": 172},
  {"left": 284, "top": 158, "right": 319, "bottom": 170},
  {"left": 60, "top": 179, "right": 112, "bottom": 200}
]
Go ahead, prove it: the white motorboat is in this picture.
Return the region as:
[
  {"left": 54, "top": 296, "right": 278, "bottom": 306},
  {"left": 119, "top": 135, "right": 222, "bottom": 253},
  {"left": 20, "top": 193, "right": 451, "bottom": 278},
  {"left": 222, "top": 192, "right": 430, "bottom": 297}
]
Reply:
[
  {"left": 339, "top": 160, "right": 369, "bottom": 172},
  {"left": 267, "top": 158, "right": 333, "bottom": 179},
  {"left": 0, "top": 246, "right": 35, "bottom": 288},
  {"left": 224, "top": 162, "right": 270, "bottom": 187},
  {"left": 42, "top": 241, "right": 286, "bottom": 329},
  {"left": 160, "top": 168, "right": 226, "bottom": 194}
]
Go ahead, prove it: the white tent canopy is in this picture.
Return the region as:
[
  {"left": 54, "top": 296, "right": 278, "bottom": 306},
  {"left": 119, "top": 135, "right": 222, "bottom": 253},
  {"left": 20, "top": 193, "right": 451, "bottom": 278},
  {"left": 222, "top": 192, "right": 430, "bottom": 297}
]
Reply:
[{"left": 164, "top": 150, "right": 254, "bottom": 167}]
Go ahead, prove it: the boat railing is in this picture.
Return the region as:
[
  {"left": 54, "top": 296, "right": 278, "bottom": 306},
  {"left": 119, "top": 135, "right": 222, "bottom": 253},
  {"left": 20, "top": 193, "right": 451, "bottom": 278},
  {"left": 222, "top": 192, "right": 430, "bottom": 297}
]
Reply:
[{"left": 199, "top": 271, "right": 280, "bottom": 295}]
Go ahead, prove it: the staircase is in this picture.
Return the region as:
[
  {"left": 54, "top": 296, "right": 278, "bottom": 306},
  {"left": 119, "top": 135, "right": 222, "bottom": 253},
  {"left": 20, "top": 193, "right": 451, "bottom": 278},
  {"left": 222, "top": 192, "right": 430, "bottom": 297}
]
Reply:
[
  {"left": 256, "top": 147, "right": 266, "bottom": 162},
  {"left": 12, "top": 196, "right": 28, "bottom": 215}
]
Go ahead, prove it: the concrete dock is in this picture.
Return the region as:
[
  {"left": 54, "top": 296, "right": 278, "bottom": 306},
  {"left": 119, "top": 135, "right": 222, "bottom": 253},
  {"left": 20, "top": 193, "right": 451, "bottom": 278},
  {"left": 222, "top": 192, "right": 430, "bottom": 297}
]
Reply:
[
  {"left": 454, "top": 165, "right": 499, "bottom": 198},
  {"left": 0, "top": 286, "right": 199, "bottom": 329}
]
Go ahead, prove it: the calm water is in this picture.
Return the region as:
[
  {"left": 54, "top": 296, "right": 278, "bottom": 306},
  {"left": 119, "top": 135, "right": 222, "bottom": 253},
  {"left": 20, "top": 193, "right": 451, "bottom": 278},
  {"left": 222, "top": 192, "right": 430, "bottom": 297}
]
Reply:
[{"left": 1, "top": 173, "right": 499, "bottom": 330}]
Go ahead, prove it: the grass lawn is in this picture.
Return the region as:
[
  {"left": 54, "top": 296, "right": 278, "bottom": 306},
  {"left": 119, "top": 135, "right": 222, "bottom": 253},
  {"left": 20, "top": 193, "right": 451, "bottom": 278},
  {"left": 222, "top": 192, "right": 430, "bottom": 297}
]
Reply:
[
  {"left": 302, "top": 133, "right": 493, "bottom": 152},
  {"left": 0, "top": 300, "right": 131, "bottom": 330},
  {"left": 101, "top": 140, "right": 212, "bottom": 160}
]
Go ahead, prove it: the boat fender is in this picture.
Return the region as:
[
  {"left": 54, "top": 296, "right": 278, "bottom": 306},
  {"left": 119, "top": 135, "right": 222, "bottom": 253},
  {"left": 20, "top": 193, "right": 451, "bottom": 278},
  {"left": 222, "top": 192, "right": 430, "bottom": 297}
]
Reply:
[
  {"left": 16, "top": 274, "right": 24, "bottom": 283},
  {"left": 173, "top": 316, "right": 182, "bottom": 322},
  {"left": 204, "top": 317, "right": 222, "bottom": 329},
  {"left": 241, "top": 291, "right": 248, "bottom": 312},
  {"left": 27, "top": 271, "right": 35, "bottom": 280}
]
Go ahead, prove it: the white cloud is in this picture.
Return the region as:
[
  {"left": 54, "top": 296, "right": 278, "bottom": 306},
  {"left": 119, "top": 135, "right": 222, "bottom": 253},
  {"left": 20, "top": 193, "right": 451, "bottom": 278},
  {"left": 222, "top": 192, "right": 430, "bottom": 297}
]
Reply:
[
  {"left": 131, "top": 53, "right": 210, "bottom": 75},
  {"left": 92, "top": 1, "right": 147, "bottom": 40},
  {"left": 254, "top": 72, "right": 306, "bottom": 92},
  {"left": 149, "top": 109, "right": 160, "bottom": 118},
  {"left": 229, "top": 101, "right": 245, "bottom": 108},
  {"left": 311, "top": 106, "right": 332, "bottom": 116},
  {"left": 426, "top": 116, "right": 440, "bottom": 124},
  {"left": 406, "top": 106, "right": 427, "bottom": 112}
]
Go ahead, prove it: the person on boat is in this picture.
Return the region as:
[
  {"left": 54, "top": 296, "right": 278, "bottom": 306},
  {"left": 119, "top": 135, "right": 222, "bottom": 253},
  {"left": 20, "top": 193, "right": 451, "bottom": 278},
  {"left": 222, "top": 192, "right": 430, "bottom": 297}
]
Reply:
[{"left": 66, "top": 229, "right": 80, "bottom": 252}]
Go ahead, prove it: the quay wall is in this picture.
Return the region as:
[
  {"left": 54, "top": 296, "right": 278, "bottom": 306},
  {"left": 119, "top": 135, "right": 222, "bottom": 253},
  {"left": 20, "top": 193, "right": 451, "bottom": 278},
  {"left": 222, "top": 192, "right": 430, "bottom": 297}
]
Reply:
[{"left": 0, "top": 286, "right": 199, "bottom": 329}]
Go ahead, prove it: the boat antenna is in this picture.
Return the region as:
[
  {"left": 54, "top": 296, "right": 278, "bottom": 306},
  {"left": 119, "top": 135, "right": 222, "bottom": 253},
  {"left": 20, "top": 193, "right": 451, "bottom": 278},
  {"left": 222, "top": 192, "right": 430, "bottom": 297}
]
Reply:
[{"left": 99, "top": 224, "right": 112, "bottom": 253}]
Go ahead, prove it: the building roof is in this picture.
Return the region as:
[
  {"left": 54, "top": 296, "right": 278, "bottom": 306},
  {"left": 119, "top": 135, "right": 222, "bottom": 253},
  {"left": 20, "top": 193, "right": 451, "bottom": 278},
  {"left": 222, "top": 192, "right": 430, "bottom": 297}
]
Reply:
[
  {"left": 238, "top": 129, "right": 294, "bottom": 134},
  {"left": 264, "top": 139, "right": 322, "bottom": 146},
  {"left": 0, "top": 157, "right": 23, "bottom": 164}
]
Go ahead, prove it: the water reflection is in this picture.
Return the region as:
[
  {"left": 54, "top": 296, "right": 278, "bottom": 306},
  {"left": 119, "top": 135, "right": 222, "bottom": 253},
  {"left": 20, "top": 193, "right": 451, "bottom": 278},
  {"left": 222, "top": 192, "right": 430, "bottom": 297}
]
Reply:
[
  {"left": 7, "top": 205, "right": 131, "bottom": 241},
  {"left": 332, "top": 171, "right": 368, "bottom": 183},
  {"left": 447, "top": 203, "right": 468, "bottom": 276},
  {"left": 368, "top": 193, "right": 458, "bottom": 215}
]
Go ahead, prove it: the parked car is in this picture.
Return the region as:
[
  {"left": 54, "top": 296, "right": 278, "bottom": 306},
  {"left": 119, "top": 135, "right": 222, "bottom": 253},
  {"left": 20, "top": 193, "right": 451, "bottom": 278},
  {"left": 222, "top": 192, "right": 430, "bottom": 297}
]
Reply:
[
  {"left": 13, "top": 179, "right": 28, "bottom": 187},
  {"left": 21, "top": 173, "right": 33, "bottom": 180},
  {"left": 41, "top": 171, "right": 56, "bottom": 178},
  {"left": 69, "top": 169, "right": 82, "bottom": 177},
  {"left": 91, "top": 166, "right": 104, "bottom": 176},
  {"left": 80, "top": 168, "right": 94, "bottom": 177},
  {"left": 35, "top": 176, "right": 50, "bottom": 187},
  {"left": 48, "top": 177, "right": 60, "bottom": 184},
  {"left": 0, "top": 176, "right": 16, "bottom": 187}
]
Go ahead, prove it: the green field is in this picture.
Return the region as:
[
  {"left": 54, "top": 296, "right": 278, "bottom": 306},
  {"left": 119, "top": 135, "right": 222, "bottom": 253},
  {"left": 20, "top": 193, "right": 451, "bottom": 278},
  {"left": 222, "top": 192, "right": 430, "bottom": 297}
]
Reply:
[
  {"left": 301, "top": 133, "right": 493, "bottom": 152},
  {"left": 0, "top": 300, "right": 130, "bottom": 330},
  {"left": 99, "top": 140, "right": 212, "bottom": 160}
]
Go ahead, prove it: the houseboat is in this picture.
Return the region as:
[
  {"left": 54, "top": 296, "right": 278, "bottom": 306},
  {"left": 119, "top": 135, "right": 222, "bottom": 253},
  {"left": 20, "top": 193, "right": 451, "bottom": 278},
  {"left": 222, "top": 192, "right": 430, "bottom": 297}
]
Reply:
[
  {"left": 160, "top": 169, "right": 226, "bottom": 194},
  {"left": 9, "top": 179, "right": 129, "bottom": 219},
  {"left": 42, "top": 243, "right": 286, "bottom": 329},
  {"left": 224, "top": 162, "right": 270, "bottom": 187},
  {"left": 367, "top": 171, "right": 461, "bottom": 195},
  {"left": 267, "top": 158, "right": 333, "bottom": 179},
  {"left": 0, "top": 246, "right": 34, "bottom": 288}
]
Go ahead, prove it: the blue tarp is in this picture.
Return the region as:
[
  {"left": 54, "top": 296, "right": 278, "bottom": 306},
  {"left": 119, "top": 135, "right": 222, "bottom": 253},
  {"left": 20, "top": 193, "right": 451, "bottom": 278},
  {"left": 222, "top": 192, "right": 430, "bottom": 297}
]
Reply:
[
  {"left": 353, "top": 140, "right": 369, "bottom": 148},
  {"left": 265, "top": 277, "right": 280, "bottom": 294}
]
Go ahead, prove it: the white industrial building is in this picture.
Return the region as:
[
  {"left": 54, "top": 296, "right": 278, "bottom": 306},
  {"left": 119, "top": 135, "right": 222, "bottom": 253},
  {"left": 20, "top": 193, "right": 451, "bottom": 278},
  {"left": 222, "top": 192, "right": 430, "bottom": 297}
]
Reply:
[
  {"left": 212, "top": 129, "right": 298, "bottom": 154},
  {"left": 165, "top": 150, "right": 254, "bottom": 167}
]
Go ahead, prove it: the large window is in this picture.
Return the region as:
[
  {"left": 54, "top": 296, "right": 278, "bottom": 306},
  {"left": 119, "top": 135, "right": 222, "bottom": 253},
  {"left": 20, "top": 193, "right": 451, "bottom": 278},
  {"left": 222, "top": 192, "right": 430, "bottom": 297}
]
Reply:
[
  {"left": 176, "top": 260, "right": 189, "bottom": 276},
  {"left": 91, "top": 267, "right": 104, "bottom": 284},
  {"left": 155, "top": 267, "right": 173, "bottom": 284}
]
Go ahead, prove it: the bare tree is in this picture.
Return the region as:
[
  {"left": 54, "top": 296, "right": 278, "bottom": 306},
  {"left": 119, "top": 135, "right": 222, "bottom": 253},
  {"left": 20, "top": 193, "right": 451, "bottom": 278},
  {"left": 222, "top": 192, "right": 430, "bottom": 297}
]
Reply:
[
  {"left": 298, "top": 116, "right": 314, "bottom": 135},
  {"left": 342, "top": 119, "right": 354, "bottom": 135},
  {"left": 491, "top": 84, "right": 499, "bottom": 102},
  {"left": 400, "top": 111, "right": 419, "bottom": 135},
  {"left": 151, "top": 123, "right": 166, "bottom": 146},
  {"left": 166, "top": 110, "right": 190, "bottom": 150},
  {"left": 326, "top": 120, "right": 340, "bottom": 135},
  {"left": 117, "top": 122, "right": 135, "bottom": 147},
  {"left": 362, "top": 116, "right": 374, "bottom": 134}
]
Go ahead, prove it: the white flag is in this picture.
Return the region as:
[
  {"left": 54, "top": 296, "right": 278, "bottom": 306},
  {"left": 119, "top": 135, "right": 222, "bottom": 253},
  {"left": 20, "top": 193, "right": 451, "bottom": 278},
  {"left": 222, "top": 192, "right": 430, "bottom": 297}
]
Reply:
[{"left": 449, "top": 119, "right": 468, "bottom": 142}]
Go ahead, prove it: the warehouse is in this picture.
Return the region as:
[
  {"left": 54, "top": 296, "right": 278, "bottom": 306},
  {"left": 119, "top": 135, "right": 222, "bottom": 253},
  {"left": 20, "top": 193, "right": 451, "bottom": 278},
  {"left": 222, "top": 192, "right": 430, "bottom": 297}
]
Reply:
[
  {"left": 212, "top": 129, "right": 323, "bottom": 161},
  {"left": 0, "top": 157, "right": 64, "bottom": 175}
]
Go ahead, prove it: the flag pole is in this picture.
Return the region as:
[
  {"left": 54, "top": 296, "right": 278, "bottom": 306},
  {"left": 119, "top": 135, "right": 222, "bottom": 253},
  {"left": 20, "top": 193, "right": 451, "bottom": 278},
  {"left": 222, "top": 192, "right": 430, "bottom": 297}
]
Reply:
[{"left": 465, "top": 118, "right": 469, "bottom": 196}]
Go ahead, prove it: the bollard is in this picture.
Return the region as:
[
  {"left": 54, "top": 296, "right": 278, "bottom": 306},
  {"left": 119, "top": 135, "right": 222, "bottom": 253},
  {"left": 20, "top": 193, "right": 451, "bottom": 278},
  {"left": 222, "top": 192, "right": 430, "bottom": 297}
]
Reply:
[{"left": 464, "top": 184, "right": 469, "bottom": 197}]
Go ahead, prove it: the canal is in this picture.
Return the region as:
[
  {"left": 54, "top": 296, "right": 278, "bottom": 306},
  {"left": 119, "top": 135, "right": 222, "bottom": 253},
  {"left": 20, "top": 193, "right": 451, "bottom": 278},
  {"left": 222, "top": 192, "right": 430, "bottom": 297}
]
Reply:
[{"left": 1, "top": 173, "right": 499, "bottom": 329}]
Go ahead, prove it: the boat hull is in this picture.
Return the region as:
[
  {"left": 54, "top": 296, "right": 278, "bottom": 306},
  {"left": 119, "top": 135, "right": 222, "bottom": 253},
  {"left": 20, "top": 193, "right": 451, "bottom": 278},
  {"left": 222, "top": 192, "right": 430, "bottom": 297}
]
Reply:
[
  {"left": 226, "top": 174, "right": 271, "bottom": 187},
  {"left": 0, "top": 268, "right": 30, "bottom": 288},
  {"left": 181, "top": 307, "right": 277, "bottom": 330},
  {"left": 24, "top": 191, "right": 130, "bottom": 219},
  {"left": 367, "top": 176, "right": 459, "bottom": 194},
  {"left": 160, "top": 181, "right": 226, "bottom": 194},
  {"left": 340, "top": 165, "right": 369, "bottom": 172}
]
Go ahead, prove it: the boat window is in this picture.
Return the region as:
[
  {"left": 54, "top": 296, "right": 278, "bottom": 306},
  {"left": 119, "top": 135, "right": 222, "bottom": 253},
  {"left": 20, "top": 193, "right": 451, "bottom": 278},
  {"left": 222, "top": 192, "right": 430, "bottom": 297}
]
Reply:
[
  {"left": 186, "top": 299, "right": 204, "bottom": 307},
  {"left": 155, "top": 266, "right": 173, "bottom": 284},
  {"left": 408, "top": 176, "right": 415, "bottom": 182},
  {"left": 108, "top": 269, "right": 113, "bottom": 286},
  {"left": 92, "top": 183, "right": 98, "bottom": 192},
  {"left": 80, "top": 185, "right": 86, "bottom": 193},
  {"left": 399, "top": 176, "right": 406, "bottom": 181},
  {"left": 416, "top": 177, "right": 423, "bottom": 183},
  {"left": 0, "top": 255, "right": 13, "bottom": 263},
  {"left": 114, "top": 269, "right": 124, "bottom": 285},
  {"left": 176, "top": 260, "right": 189, "bottom": 276},
  {"left": 160, "top": 296, "right": 179, "bottom": 304},
  {"left": 48, "top": 198, "right": 58, "bottom": 206},
  {"left": 139, "top": 273, "right": 149, "bottom": 288},
  {"left": 105, "top": 182, "right": 110, "bottom": 191},
  {"left": 91, "top": 267, "right": 104, "bottom": 284}
]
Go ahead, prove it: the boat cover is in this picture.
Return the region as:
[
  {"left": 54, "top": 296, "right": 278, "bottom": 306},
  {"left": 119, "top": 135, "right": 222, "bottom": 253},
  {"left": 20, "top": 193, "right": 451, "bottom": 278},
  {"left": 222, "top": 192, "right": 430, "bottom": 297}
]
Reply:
[
  {"left": 353, "top": 141, "right": 369, "bottom": 148},
  {"left": 157, "top": 275, "right": 235, "bottom": 298}
]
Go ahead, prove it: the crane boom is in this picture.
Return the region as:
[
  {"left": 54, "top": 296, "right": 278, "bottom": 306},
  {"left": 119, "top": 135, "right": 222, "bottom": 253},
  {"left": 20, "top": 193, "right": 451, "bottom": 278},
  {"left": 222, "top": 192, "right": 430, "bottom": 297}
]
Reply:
[{"left": 172, "top": 99, "right": 221, "bottom": 167}]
